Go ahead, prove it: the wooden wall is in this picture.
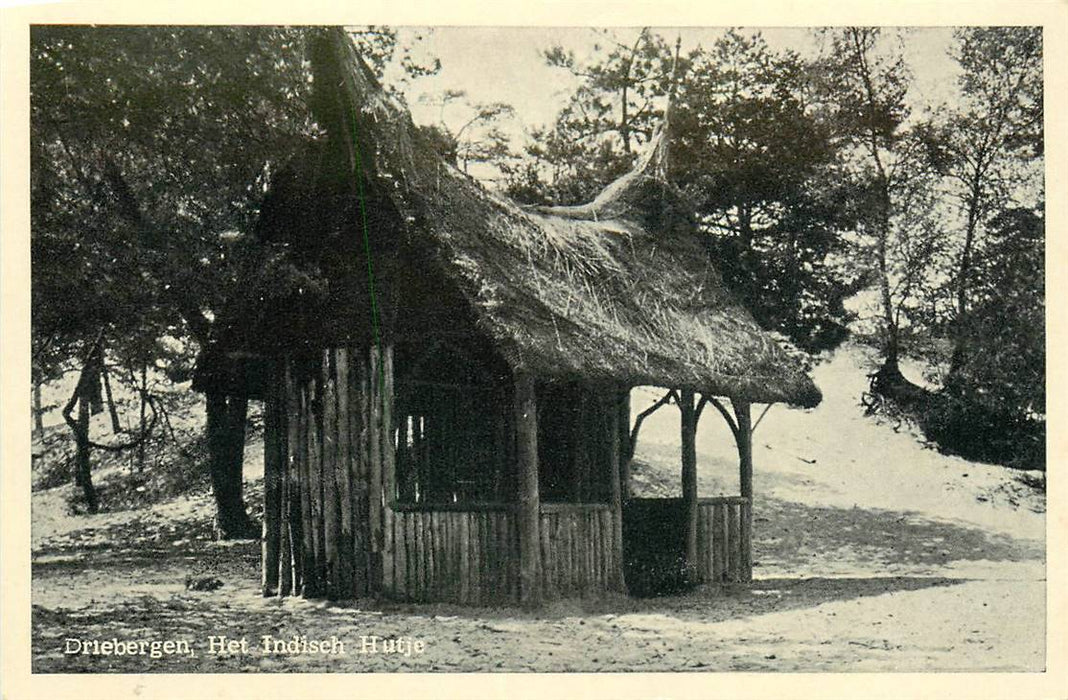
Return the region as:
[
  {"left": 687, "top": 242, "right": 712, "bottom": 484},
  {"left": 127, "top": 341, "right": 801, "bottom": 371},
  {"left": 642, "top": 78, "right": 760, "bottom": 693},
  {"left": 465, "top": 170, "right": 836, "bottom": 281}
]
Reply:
[
  {"left": 538, "top": 504, "right": 621, "bottom": 599},
  {"left": 262, "top": 345, "right": 393, "bottom": 600},
  {"left": 694, "top": 498, "right": 752, "bottom": 584},
  {"left": 261, "top": 349, "right": 678, "bottom": 605},
  {"left": 383, "top": 506, "right": 519, "bottom": 604},
  {"left": 380, "top": 503, "right": 625, "bottom": 604}
]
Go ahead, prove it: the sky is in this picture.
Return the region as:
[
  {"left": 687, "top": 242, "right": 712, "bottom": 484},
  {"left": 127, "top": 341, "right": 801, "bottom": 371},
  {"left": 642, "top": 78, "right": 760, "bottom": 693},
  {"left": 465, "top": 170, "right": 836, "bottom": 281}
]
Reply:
[{"left": 388, "top": 26, "right": 962, "bottom": 153}]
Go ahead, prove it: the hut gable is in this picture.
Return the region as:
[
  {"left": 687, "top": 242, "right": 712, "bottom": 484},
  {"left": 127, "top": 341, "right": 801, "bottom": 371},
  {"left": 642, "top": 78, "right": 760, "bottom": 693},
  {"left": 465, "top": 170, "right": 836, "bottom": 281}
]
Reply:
[{"left": 304, "top": 28, "right": 820, "bottom": 407}]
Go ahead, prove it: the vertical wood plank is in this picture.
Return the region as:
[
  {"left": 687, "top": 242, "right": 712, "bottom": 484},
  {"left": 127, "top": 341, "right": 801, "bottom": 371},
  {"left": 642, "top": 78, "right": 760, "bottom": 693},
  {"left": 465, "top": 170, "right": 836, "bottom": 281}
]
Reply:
[
  {"left": 473, "top": 513, "right": 483, "bottom": 606},
  {"left": 262, "top": 376, "right": 281, "bottom": 597},
  {"left": 695, "top": 503, "right": 706, "bottom": 583},
  {"left": 321, "top": 351, "right": 340, "bottom": 598},
  {"left": 706, "top": 504, "right": 715, "bottom": 583},
  {"left": 411, "top": 511, "right": 422, "bottom": 600},
  {"left": 736, "top": 401, "right": 753, "bottom": 586},
  {"left": 731, "top": 503, "right": 743, "bottom": 583},
  {"left": 427, "top": 512, "right": 437, "bottom": 600},
  {"left": 680, "top": 390, "right": 699, "bottom": 583},
  {"left": 740, "top": 500, "right": 752, "bottom": 583},
  {"left": 283, "top": 362, "right": 302, "bottom": 596},
  {"left": 395, "top": 512, "right": 408, "bottom": 600},
  {"left": 296, "top": 379, "right": 315, "bottom": 595},
  {"left": 514, "top": 373, "right": 542, "bottom": 606},
  {"left": 368, "top": 347, "right": 382, "bottom": 558},
  {"left": 607, "top": 393, "right": 625, "bottom": 593},
  {"left": 379, "top": 345, "right": 395, "bottom": 597},
  {"left": 351, "top": 350, "right": 368, "bottom": 596},
  {"left": 712, "top": 502, "right": 725, "bottom": 583},
  {"left": 335, "top": 349, "right": 354, "bottom": 597},
  {"left": 725, "top": 504, "right": 736, "bottom": 582},
  {"left": 459, "top": 512, "right": 470, "bottom": 604}
]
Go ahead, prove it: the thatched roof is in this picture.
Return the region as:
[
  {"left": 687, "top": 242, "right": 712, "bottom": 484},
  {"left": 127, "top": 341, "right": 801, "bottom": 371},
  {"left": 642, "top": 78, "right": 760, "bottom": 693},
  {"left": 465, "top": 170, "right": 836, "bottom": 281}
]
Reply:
[{"left": 258, "top": 28, "right": 820, "bottom": 407}]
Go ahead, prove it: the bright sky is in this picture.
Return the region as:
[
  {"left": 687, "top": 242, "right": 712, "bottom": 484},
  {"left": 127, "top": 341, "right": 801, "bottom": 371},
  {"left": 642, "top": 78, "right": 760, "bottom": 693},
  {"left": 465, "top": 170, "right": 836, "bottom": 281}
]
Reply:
[{"left": 392, "top": 26, "right": 962, "bottom": 144}]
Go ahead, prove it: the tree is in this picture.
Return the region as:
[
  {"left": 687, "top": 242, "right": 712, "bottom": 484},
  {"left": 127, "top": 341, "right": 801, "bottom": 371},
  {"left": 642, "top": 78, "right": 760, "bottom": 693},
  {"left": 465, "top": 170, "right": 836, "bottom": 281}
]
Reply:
[
  {"left": 417, "top": 90, "right": 517, "bottom": 179},
  {"left": 921, "top": 207, "right": 1045, "bottom": 469},
  {"left": 32, "top": 26, "right": 315, "bottom": 526},
  {"left": 815, "top": 27, "right": 934, "bottom": 396},
  {"left": 670, "top": 29, "right": 856, "bottom": 352},
  {"left": 31, "top": 26, "right": 437, "bottom": 531},
  {"left": 515, "top": 28, "right": 678, "bottom": 205},
  {"left": 938, "top": 27, "right": 1043, "bottom": 377}
]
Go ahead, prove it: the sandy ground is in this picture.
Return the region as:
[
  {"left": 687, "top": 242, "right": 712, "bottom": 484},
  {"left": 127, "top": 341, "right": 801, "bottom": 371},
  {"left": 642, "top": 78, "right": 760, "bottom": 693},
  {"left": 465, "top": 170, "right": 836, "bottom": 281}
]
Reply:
[{"left": 30, "top": 344, "right": 1045, "bottom": 673}]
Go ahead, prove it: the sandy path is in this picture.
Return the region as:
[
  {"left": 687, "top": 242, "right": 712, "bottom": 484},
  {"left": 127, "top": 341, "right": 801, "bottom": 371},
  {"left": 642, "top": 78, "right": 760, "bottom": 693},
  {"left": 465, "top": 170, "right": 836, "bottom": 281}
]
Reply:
[{"left": 31, "top": 344, "right": 1045, "bottom": 672}]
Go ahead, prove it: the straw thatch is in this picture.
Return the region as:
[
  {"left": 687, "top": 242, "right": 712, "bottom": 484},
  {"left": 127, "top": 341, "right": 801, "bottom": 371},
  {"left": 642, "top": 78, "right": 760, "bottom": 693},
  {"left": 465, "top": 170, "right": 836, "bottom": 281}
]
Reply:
[{"left": 243, "top": 29, "right": 820, "bottom": 407}]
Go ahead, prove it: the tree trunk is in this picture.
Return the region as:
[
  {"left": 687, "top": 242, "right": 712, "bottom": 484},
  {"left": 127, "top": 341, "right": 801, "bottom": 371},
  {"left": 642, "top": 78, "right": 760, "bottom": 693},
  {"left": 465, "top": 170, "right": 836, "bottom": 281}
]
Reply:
[
  {"left": 679, "top": 389, "right": 698, "bottom": 582},
  {"left": 74, "top": 362, "right": 99, "bottom": 514},
  {"left": 876, "top": 201, "right": 900, "bottom": 373},
  {"left": 33, "top": 380, "right": 44, "bottom": 435},
  {"left": 949, "top": 188, "right": 982, "bottom": 377},
  {"left": 618, "top": 390, "right": 631, "bottom": 499},
  {"left": 101, "top": 362, "right": 122, "bottom": 434},
  {"left": 87, "top": 351, "right": 104, "bottom": 416},
  {"left": 137, "top": 364, "right": 147, "bottom": 470},
  {"left": 735, "top": 401, "right": 752, "bottom": 500},
  {"left": 206, "top": 390, "right": 256, "bottom": 539}
]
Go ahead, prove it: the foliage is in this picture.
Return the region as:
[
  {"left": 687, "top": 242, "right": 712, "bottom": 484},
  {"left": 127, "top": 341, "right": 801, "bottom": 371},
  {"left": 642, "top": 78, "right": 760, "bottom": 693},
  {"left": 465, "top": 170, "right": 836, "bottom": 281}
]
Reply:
[
  {"left": 670, "top": 29, "right": 856, "bottom": 352},
  {"left": 812, "top": 27, "right": 919, "bottom": 365},
  {"left": 416, "top": 90, "right": 517, "bottom": 177},
  {"left": 921, "top": 207, "right": 1044, "bottom": 470},
  {"left": 519, "top": 29, "right": 857, "bottom": 353},
  {"left": 937, "top": 27, "right": 1043, "bottom": 374},
  {"left": 31, "top": 26, "right": 438, "bottom": 519},
  {"left": 32, "top": 25, "right": 438, "bottom": 372},
  {"left": 512, "top": 28, "right": 677, "bottom": 205}
]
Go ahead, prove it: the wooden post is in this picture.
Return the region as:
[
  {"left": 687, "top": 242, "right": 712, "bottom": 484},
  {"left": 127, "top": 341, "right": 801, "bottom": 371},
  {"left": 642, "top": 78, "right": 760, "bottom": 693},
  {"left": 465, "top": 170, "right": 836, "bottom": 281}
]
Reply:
[
  {"left": 262, "top": 370, "right": 282, "bottom": 597},
  {"left": 679, "top": 389, "right": 699, "bottom": 581},
  {"left": 735, "top": 401, "right": 753, "bottom": 500},
  {"left": 514, "top": 372, "right": 542, "bottom": 607},
  {"left": 283, "top": 362, "right": 301, "bottom": 595},
  {"left": 606, "top": 391, "right": 626, "bottom": 593},
  {"left": 378, "top": 343, "right": 395, "bottom": 595},
  {"left": 735, "top": 400, "right": 753, "bottom": 582}
]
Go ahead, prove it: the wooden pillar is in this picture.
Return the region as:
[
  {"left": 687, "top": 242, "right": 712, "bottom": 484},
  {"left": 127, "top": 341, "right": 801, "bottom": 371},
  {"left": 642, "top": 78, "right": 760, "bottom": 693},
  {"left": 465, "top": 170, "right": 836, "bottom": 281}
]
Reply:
[
  {"left": 607, "top": 391, "right": 626, "bottom": 593},
  {"left": 735, "top": 401, "right": 753, "bottom": 500},
  {"left": 735, "top": 400, "right": 753, "bottom": 582},
  {"left": 262, "top": 346, "right": 395, "bottom": 600},
  {"left": 262, "top": 369, "right": 283, "bottom": 597},
  {"left": 282, "top": 362, "right": 302, "bottom": 596},
  {"left": 679, "top": 389, "right": 699, "bottom": 580},
  {"left": 377, "top": 344, "right": 395, "bottom": 595},
  {"left": 514, "top": 372, "right": 542, "bottom": 606}
]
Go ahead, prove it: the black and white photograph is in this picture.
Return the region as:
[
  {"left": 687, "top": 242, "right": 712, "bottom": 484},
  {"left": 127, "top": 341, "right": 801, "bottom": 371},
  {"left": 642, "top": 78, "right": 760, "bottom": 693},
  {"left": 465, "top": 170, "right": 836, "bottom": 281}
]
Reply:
[{"left": 2, "top": 3, "right": 1065, "bottom": 697}]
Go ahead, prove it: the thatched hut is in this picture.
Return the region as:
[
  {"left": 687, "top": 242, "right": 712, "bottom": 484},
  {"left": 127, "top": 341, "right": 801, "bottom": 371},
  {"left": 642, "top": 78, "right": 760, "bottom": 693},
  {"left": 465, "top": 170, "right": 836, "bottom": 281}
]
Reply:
[{"left": 208, "top": 28, "right": 820, "bottom": 605}]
